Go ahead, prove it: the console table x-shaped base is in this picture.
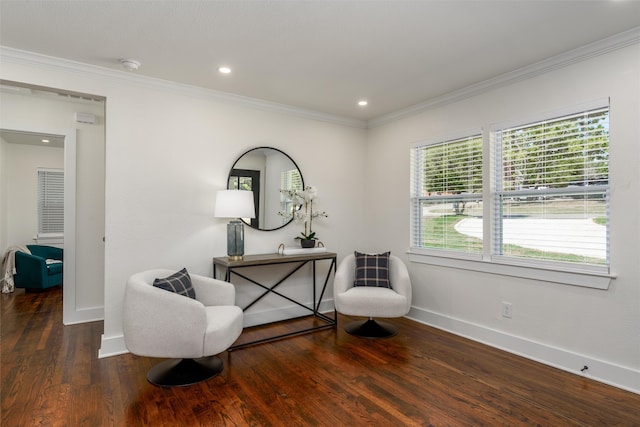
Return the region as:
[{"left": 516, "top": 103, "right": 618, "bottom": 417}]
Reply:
[{"left": 213, "top": 252, "right": 337, "bottom": 350}]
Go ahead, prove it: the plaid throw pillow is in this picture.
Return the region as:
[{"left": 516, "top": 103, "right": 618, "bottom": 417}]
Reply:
[
  {"left": 353, "top": 251, "right": 391, "bottom": 288},
  {"left": 153, "top": 268, "right": 196, "bottom": 299}
]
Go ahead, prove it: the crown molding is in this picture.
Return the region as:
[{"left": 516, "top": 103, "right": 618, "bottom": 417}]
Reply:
[
  {"left": 2, "top": 26, "right": 638, "bottom": 131},
  {"left": 0, "top": 46, "right": 368, "bottom": 129},
  {"left": 368, "top": 26, "right": 640, "bottom": 128}
]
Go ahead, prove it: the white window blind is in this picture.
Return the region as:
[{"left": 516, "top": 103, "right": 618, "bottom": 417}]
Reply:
[
  {"left": 280, "top": 169, "right": 303, "bottom": 225},
  {"left": 410, "top": 134, "right": 483, "bottom": 254},
  {"left": 493, "top": 106, "right": 609, "bottom": 268},
  {"left": 38, "top": 169, "right": 64, "bottom": 236},
  {"left": 281, "top": 169, "right": 302, "bottom": 192}
]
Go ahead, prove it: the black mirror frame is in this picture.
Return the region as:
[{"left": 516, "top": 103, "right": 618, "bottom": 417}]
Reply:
[{"left": 227, "top": 146, "right": 304, "bottom": 231}]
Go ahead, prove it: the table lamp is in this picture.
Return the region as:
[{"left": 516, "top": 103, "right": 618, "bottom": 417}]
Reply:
[{"left": 214, "top": 190, "right": 255, "bottom": 260}]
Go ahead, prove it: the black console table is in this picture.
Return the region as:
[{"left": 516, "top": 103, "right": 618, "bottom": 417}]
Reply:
[{"left": 213, "top": 251, "right": 337, "bottom": 350}]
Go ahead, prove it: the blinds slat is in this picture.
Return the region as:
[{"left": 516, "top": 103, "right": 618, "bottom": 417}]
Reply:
[
  {"left": 38, "top": 170, "right": 64, "bottom": 235},
  {"left": 495, "top": 107, "right": 609, "bottom": 266},
  {"left": 411, "top": 134, "right": 483, "bottom": 253}
]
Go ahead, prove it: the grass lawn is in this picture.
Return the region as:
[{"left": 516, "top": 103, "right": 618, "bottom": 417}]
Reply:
[{"left": 421, "top": 215, "right": 483, "bottom": 252}]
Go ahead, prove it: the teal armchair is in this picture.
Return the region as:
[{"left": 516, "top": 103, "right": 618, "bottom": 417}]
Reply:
[{"left": 14, "top": 245, "right": 63, "bottom": 291}]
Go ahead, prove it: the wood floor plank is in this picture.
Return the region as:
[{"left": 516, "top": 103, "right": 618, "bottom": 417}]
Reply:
[{"left": 2, "top": 286, "right": 640, "bottom": 426}]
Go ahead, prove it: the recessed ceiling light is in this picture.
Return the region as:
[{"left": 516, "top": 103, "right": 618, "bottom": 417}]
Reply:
[
  {"left": 42, "top": 139, "right": 50, "bottom": 143},
  {"left": 218, "top": 66, "right": 232, "bottom": 74},
  {"left": 358, "top": 100, "right": 368, "bottom": 107}
]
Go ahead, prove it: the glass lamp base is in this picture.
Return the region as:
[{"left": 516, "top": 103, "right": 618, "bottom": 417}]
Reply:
[{"left": 227, "top": 220, "right": 245, "bottom": 259}]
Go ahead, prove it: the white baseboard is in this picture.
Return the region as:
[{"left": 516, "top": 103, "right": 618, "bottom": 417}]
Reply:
[
  {"left": 98, "top": 299, "right": 337, "bottom": 359},
  {"left": 98, "top": 334, "right": 128, "bottom": 359},
  {"left": 98, "top": 302, "right": 639, "bottom": 394},
  {"left": 407, "top": 306, "right": 640, "bottom": 395},
  {"left": 242, "top": 299, "right": 335, "bottom": 328},
  {"left": 63, "top": 306, "right": 103, "bottom": 326}
]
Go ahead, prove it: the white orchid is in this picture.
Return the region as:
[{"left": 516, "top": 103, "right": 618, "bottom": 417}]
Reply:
[
  {"left": 305, "top": 186, "right": 318, "bottom": 201},
  {"left": 278, "top": 185, "right": 327, "bottom": 241}
]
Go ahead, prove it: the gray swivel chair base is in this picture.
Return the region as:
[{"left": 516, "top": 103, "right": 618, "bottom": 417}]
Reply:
[
  {"left": 344, "top": 318, "right": 398, "bottom": 338},
  {"left": 147, "top": 356, "right": 223, "bottom": 387}
]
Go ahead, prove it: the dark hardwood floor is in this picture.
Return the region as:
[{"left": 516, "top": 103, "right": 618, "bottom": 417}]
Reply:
[{"left": 2, "top": 287, "right": 640, "bottom": 426}]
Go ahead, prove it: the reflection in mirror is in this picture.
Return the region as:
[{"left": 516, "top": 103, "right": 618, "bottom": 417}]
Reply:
[{"left": 228, "top": 147, "right": 303, "bottom": 231}]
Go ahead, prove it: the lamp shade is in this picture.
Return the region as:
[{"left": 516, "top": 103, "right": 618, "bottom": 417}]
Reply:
[{"left": 214, "top": 190, "right": 255, "bottom": 219}]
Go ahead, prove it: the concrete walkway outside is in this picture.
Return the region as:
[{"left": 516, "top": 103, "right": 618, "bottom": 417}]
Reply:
[{"left": 455, "top": 217, "right": 606, "bottom": 259}]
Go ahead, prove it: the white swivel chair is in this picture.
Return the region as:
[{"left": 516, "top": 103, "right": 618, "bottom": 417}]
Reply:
[
  {"left": 123, "top": 269, "right": 243, "bottom": 387},
  {"left": 334, "top": 253, "right": 412, "bottom": 338}
]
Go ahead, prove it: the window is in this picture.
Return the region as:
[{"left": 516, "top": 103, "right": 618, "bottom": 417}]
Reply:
[
  {"left": 410, "top": 104, "right": 610, "bottom": 285},
  {"left": 38, "top": 169, "right": 64, "bottom": 236},
  {"left": 410, "top": 134, "right": 483, "bottom": 255},
  {"left": 494, "top": 107, "right": 609, "bottom": 268},
  {"left": 279, "top": 169, "right": 303, "bottom": 225}
]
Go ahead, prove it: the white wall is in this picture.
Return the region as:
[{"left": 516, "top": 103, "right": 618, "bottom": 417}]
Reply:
[
  {"left": 0, "top": 138, "right": 9, "bottom": 251},
  {"left": 103, "top": 83, "right": 367, "bottom": 336},
  {"left": 2, "top": 139, "right": 63, "bottom": 246},
  {"left": 366, "top": 44, "right": 640, "bottom": 392},
  {"left": 0, "top": 90, "right": 106, "bottom": 313},
  {"left": 0, "top": 49, "right": 368, "bottom": 357}
]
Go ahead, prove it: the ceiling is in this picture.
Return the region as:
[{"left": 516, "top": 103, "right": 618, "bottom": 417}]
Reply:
[
  {"left": 0, "top": 130, "right": 65, "bottom": 149},
  {"left": 1, "top": 1, "right": 639, "bottom": 122}
]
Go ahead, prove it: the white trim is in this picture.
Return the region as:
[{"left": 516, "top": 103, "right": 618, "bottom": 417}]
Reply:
[
  {"left": 406, "top": 306, "right": 640, "bottom": 395},
  {"left": 34, "top": 234, "right": 63, "bottom": 246},
  {"left": 98, "top": 299, "right": 336, "bottom": 358},
  {"left": 104, "top": 304, "right": 640, "bottom": 393},
  {"left": 62, "top": 128, "right": 79, "bottom": 324},
  {"left": 408, "top": 252, "right": 613, "bottom": 289},
  {"left": 64, "top": 306, "right": 104, "bottom": 325},
  {"left": 487, "top": 102, "right": 611, "bottom": 283},
  {"left": 0, "top": 122, "right": 86, "bottom": 322},
  {"left": 488, "top": 98, "right": 610, "bottom": 134},
  {"left": 0, "top": 46, "right": 367, "bottom": 130},
  {"left": 104, "top": 303, "right": 640, "bottom": 395},
  {"left": 369, "top": 27, "right": 640, "bottom": 127},
  {"left": 410, "top": 127, "right": 483, "bottom": 149},
  {"left": 36, "top": 167, "right": 63, "bottom": 173},
  {"left": 3, "top": 27, "right": 637, "bottom": 131},
  {"left": 98, "top": 334, "right": 128, "bottom": 358},
  {"left": 242, "top": 299, "right": 335, "bottom": 328}
]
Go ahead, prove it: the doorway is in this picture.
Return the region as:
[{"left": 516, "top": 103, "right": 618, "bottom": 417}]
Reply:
[
  {"left": 0, "top": 81, "right": 105, "bottom": 325},
  {"left": 0, "top": 126, "right": 77, "bottom": 322}
]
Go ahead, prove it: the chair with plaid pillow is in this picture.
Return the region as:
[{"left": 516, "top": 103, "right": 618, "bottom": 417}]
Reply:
[
  {"left": 333, "top": 251, "right": 412, "bottom": 338},
  {"left": 123, "top": 268, "right": 243, "bottom": 387}
]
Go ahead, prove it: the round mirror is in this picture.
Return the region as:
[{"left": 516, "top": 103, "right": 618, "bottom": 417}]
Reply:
[{"left": 227, "top": 147, "right": 304, "bottom": 231}]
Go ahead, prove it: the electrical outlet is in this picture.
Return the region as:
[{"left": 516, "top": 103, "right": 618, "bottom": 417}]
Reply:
[{"left": 502, "top": 302, "right": 513, "bottom": 318}]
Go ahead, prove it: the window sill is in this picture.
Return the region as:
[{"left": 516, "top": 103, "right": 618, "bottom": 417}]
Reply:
[
  {"left": 35, "top": 234, "right": 64, "bottom": 246},
  {"left": 407, "top": 250, "right": 614, "bottom": 290}
]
